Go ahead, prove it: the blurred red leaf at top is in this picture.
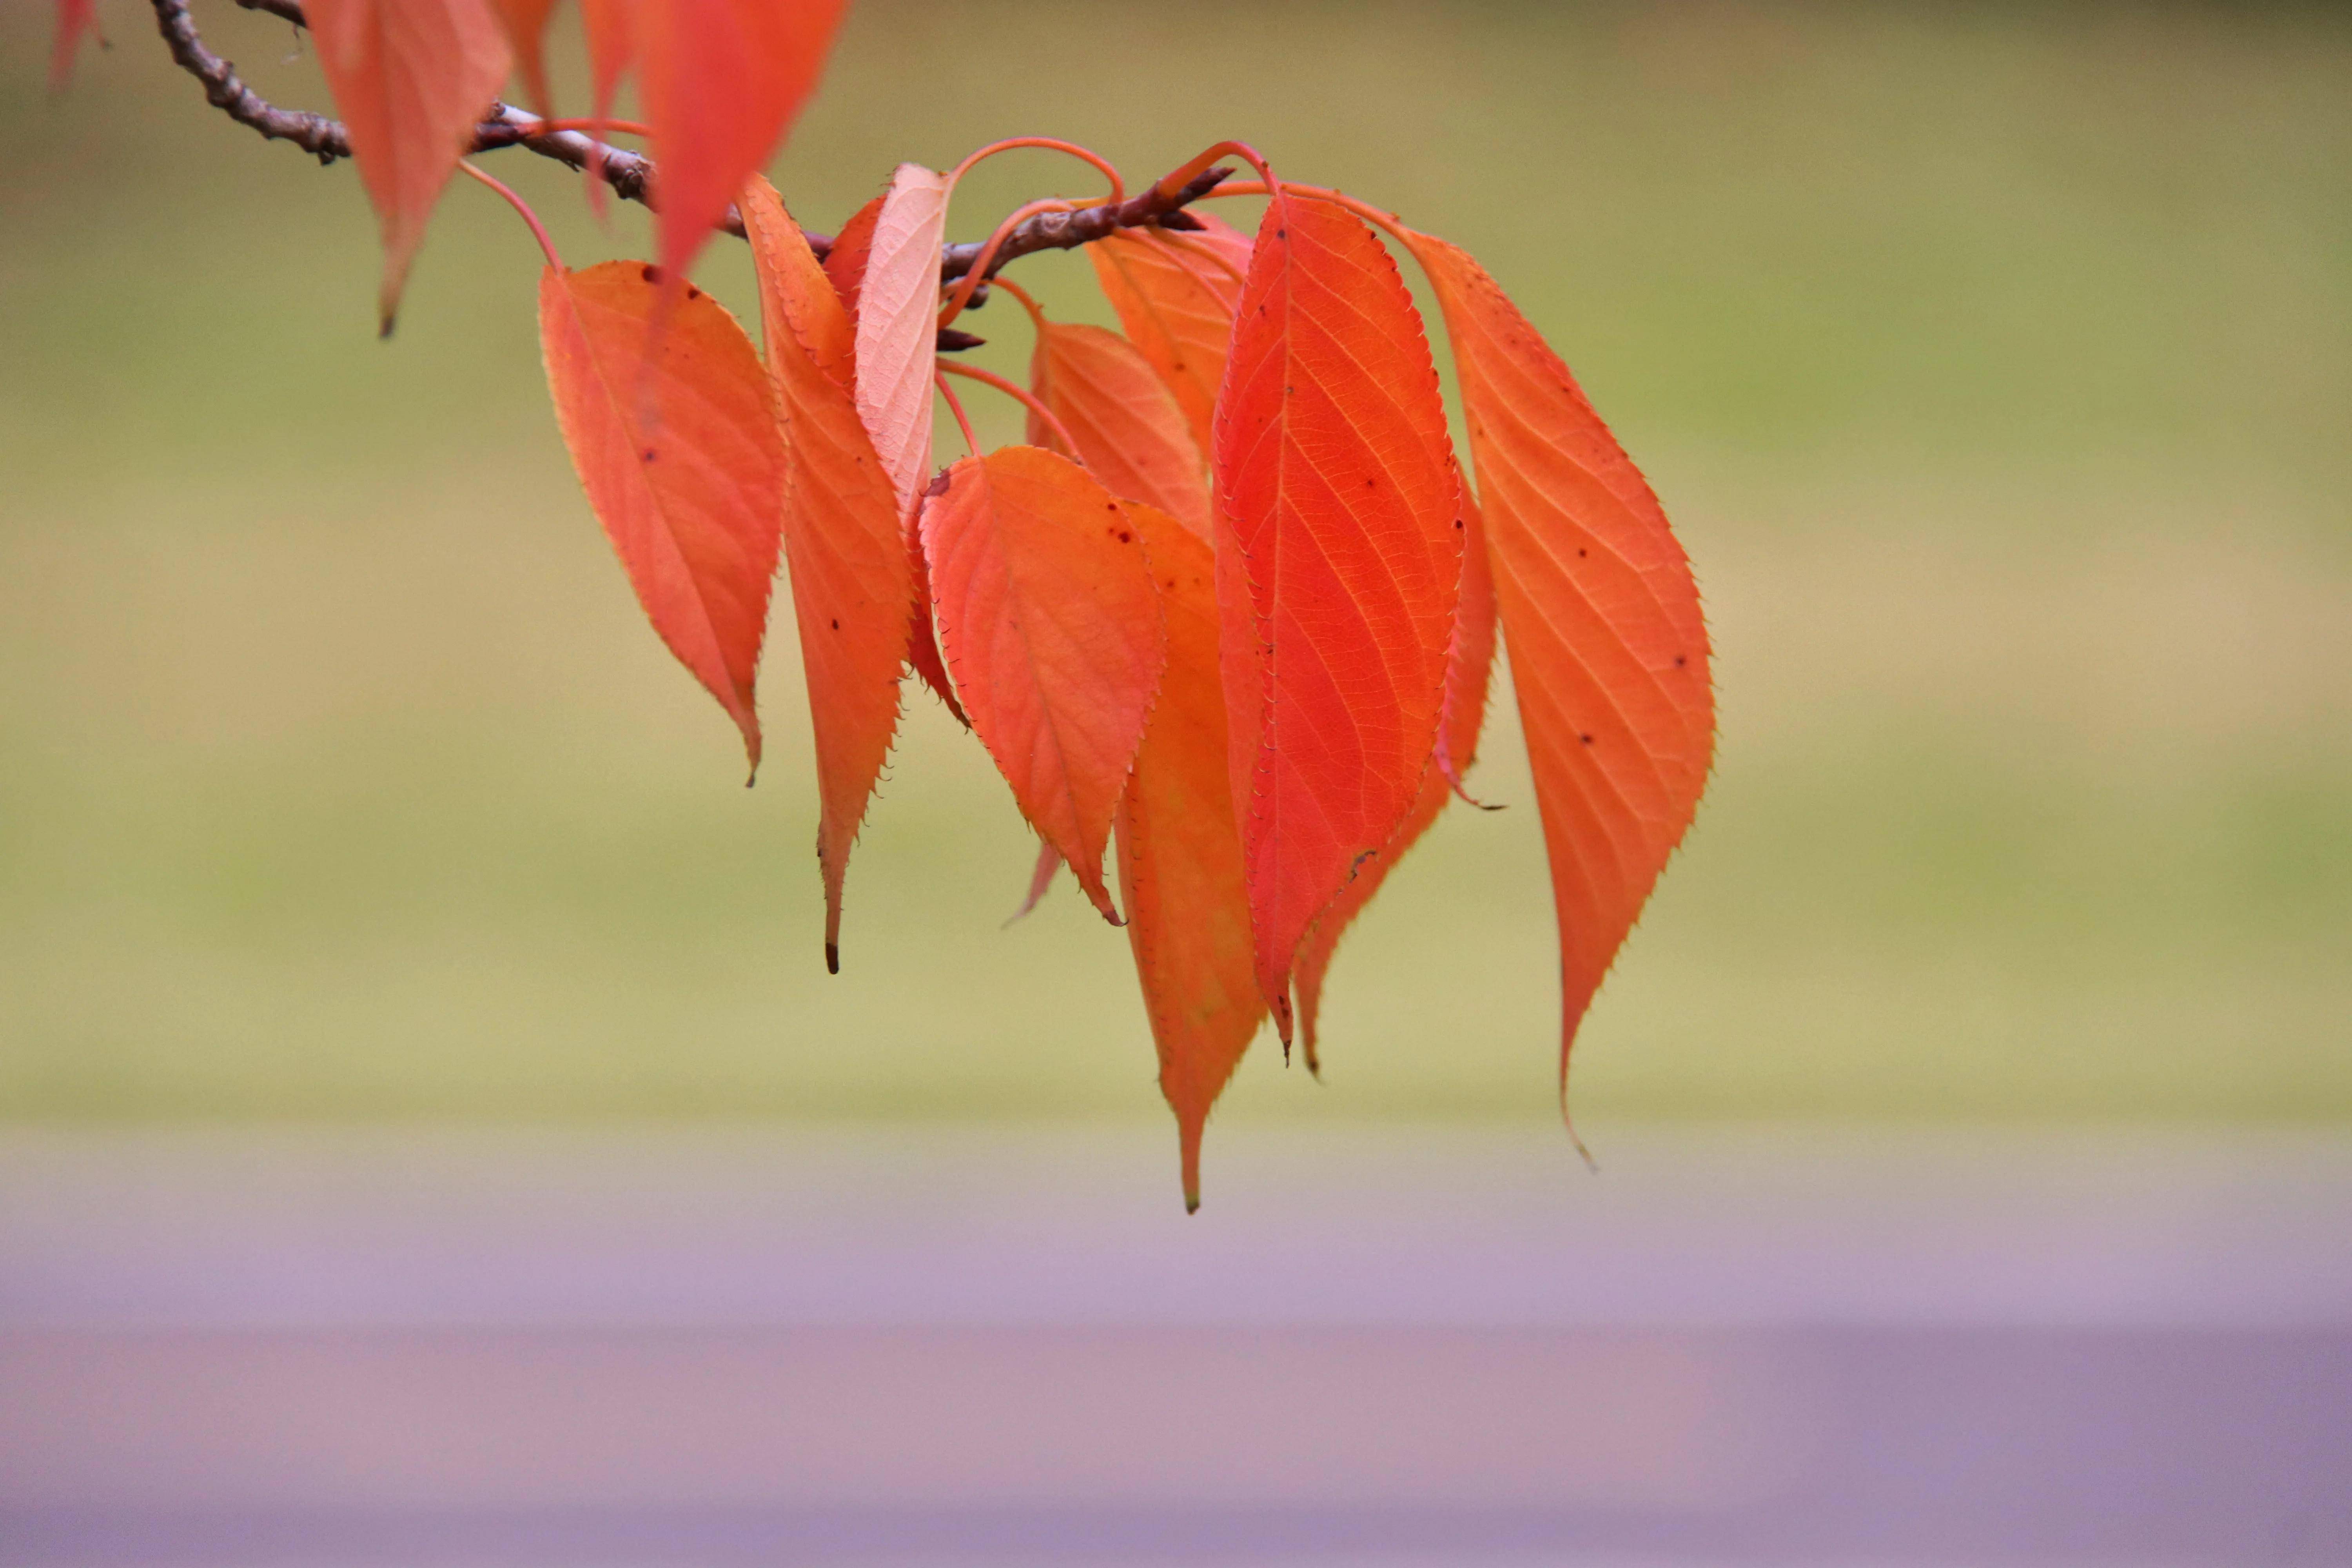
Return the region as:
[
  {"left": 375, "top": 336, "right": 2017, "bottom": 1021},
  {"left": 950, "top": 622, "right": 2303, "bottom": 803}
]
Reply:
[
  {"left": 1212, "top": 191, "right": 1463, "bottom": 1042},
  {"left": 483, "top": 0, "right": 557, "bottom": 113},
  {"left": 921, "top": 447, "right": 1168, "bottom": 925},
  {"left": 537, "top": 259, "right": 785, "bottom": 774},
  {"left": 49, "top": 0, "right": 99, "bottom": 90},
  {"left": 303, "top": 0, "right": 514, "bottom": 334},
  {"left": 627, "top": 0, "right": 849, "bottom": 286}
]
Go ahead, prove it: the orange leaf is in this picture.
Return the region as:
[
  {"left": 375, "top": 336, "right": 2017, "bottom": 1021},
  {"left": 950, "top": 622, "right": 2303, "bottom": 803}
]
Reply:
[
  {"left": 305, "top": 0, "right": 513, "bottom": 332},
  {"left": 49, "top": 0, "right": 98, "bottom": 90},
  {"left": 1400, "top": 228, "right": 1715, "bottom": 1093},
  {"left": 538, "top": 259, "right": 783, "bottom": 771},
  {"left": 855, "top": 163, "right": 952, "bottom": 518},
  {"left": 1091, "top": 212, "right": 1252, "bottom": 460},
  {"left": 577, "top": 0, "right": 633, "bottom": 219},
  {"left": 629, "top": 0, "right": 849, "bottom": 285},
  {"left": 920, "top": 447, "right": 1167, "bottom": 923},
  {"left": 853, "top": 164, "right": 962, "bottom": 724},
  {"left": 1114, "top": 503, "right": 1264, "bottom": 1211},
  {"left": 1214, "top": 192, "right": 1463, "bottom": 1041},
  {"left": 823, "top": 194, "right": 886, "bottom": 328},
  {"left": 1027, "top": 319, "right": 1210, "bottom": 539},
  {"left": 483, "top": 0, "right": 557, "bottom": 114},
  {"left": 742, "top": 179, "right": 916, "bottom": 973},
  {"left": 1294, "top": 488, "right": 1498, "bottom": 1075}
]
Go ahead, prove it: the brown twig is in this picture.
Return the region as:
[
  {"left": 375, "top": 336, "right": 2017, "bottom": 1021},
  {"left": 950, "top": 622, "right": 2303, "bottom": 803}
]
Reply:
[{"left": 154, "top": 0, "right": 1231, "bottom": 280}]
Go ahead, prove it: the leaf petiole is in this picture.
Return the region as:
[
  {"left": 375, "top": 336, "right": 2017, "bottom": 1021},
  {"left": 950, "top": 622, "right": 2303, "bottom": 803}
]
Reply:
[
  {"left": 935, "top": 360, "right": 1080, "bottom": 456},
  {"left": 457, "top": 160, "right": 563, "bottom": 271}
]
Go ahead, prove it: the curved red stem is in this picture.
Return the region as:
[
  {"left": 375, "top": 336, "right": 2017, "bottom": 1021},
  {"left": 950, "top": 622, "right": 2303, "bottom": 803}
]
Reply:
[
  {"left": 458, "top": 159, "right": 562, "bottom": 270},
  {"left": 936, "top": 360, "right": 1079, "bottom": 456}
]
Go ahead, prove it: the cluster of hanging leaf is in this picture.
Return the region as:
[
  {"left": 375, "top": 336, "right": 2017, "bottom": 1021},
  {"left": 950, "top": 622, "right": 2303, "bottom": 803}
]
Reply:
[{"left": 56, "top": 0, "right": 1715, "bottom": 1209}]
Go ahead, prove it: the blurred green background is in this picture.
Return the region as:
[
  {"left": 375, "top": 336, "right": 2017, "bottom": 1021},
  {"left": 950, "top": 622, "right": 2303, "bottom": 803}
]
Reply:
[{"left": 1, "top": 0, "right": 2345, "bottom": 1129}]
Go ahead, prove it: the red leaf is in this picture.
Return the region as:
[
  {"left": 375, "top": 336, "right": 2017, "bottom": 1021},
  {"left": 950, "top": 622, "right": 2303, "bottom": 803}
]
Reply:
[
  {"left": 1213, "top": 191, "right": 1463, "bottom": 1040},
  {"left": 1294, "top": 488, "right": 1498, "bottom": 1074},
  {"left": 538, "top": 259, "right": 784, "bottom": 771},
  {"left": 1400, "top": 228, "right": 1715, "bottom": 1092},
  {"left": 920, "top": 448, "right": 1167, "bottom": 923},
  {"left": 304, "top": 0, "right": 513, "bottom": 332},
  {"left": 742, "top": 179, "right": 916, "bottom": 973},
  {"left": 1007, "top": 838, "right": 1060, "bottom": 924},
  {"left": 853, "top": 164, "right": 962, "bottom": 723},
  {"left": 1027, "top": 320, "right": 1210, "bottom": 539},
  {"left": 628, "top": 0, "right": 849, "bottom": 285},
  {"left": 1091, "top": 213, "right": 1252, "bottom": 461},
  {"left": 49, "top": 0, "right": 98, "bottom": 90},
  {"left": 1114, "top": 503, "right": 1264, "bottom": 1211},
  {"left": 823, "top": 194, "right": 886, "bottom": 328},
  {"left": 483, "top": 0, "right": 557, "bottom": 114}
]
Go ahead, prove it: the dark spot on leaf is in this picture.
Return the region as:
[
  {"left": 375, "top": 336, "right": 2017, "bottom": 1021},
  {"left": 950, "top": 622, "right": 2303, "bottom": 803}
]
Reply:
[
  {"left": 1673, "top": 653, "right": 1688, "bottom": 667},
  {"left": 1118, "top": 530, "right": 1132, "bottom": 543},
  {"left": 641, "top": 448, "right": 657, "bottom": 462},
  {"left": 1579, "top": 733, "right": 1595, "bottom": 745},
  {"left": 640, "top": 264, "right": 659, "bottom": 283},
  {"left": 830, "top": 619, "right": 840, "bottom": 631},
  {"left": 1577, "top": 548, "right": 1588, "bottom": 557}
]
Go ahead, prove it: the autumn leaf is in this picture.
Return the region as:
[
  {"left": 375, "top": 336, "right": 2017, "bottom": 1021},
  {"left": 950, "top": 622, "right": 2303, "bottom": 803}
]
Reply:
[
  {"left": 920, "top": 447, "right": 1167, "bottom": 924},
  {"left": 304, "top": 0, "right": 513, "bottom": 333},
  {"left": 49, "top": 0, "right": 98, "bottom": 90},
  {"left": 853, "top": 164, "right": 962, "bottom": 721},
  {"left": 1008, "top": 838, "right": 1061, "bottom": 924},
  {"left": 538, "top": 259, "right": 784, "bottom": 771},
  {"left": 1025, "top": 313, "right": 1210, "bottom": 538},
  {"left": 626, "top": 0, "right": 849, "bottom": 286},
  {"left": 856, "top": 164, "right": 953, "bottom": 515},
  {"left": 483, "top": 0, "right": 557, "bottom": 114},
  {"left": 1091, "top": 212, "right": 1252, "bottom": 460},
  {"left": 1294, "top": 488, "right": 1497, "bottom": 1075},
  {"left": 1399, "top": 227, "right": 1715, "bottom": 1094},
  {"left": 742, "top": 178, "right": 915, "bottom": 973},
  {"left": 1214, "top": 189, "right": 1463, "bottom": 1040},
  {"left": 1115, "top": 502, "right": 1263, "bottom": 1212},
  {"left": 823, "top": 194, "right": 886, "bottom": 328}
]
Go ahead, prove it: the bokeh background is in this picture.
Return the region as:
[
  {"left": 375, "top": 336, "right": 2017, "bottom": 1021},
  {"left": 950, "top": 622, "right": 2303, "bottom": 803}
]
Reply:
[
  {"left": 4, "top": 0, "right": 2348, "bottom": 1130},
  {"left": 2, "top": 4, "right": 2348, "bottom": 1561}
]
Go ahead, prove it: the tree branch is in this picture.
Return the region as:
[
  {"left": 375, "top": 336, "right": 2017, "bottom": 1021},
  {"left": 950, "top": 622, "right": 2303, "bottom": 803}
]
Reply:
[{"left": 155, "top": 0, "right": 1231, "bottom": 280}]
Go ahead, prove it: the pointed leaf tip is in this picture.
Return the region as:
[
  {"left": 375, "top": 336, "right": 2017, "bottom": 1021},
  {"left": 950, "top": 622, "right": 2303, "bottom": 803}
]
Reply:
[
  {"left": 1399, "top": 225, "right": 1715, "bottom": 1096},
  {"left": 306, "top": 0, "right": 513, "bottom": 328},
  {"left": 49, "top": 0, "right": 101, "bottom": 91},
  {"left": 743, "top": 178, "right": 915, "bottom": 978},
  {"left": 922, "top": 448, "right": 1167, "bottom": 925},
  {"left": 632, "top": 0, "right": 850, "bottom": 285},
  {"left": 1116, "top": 506, "right": 1263, "bottom": 1207}
]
